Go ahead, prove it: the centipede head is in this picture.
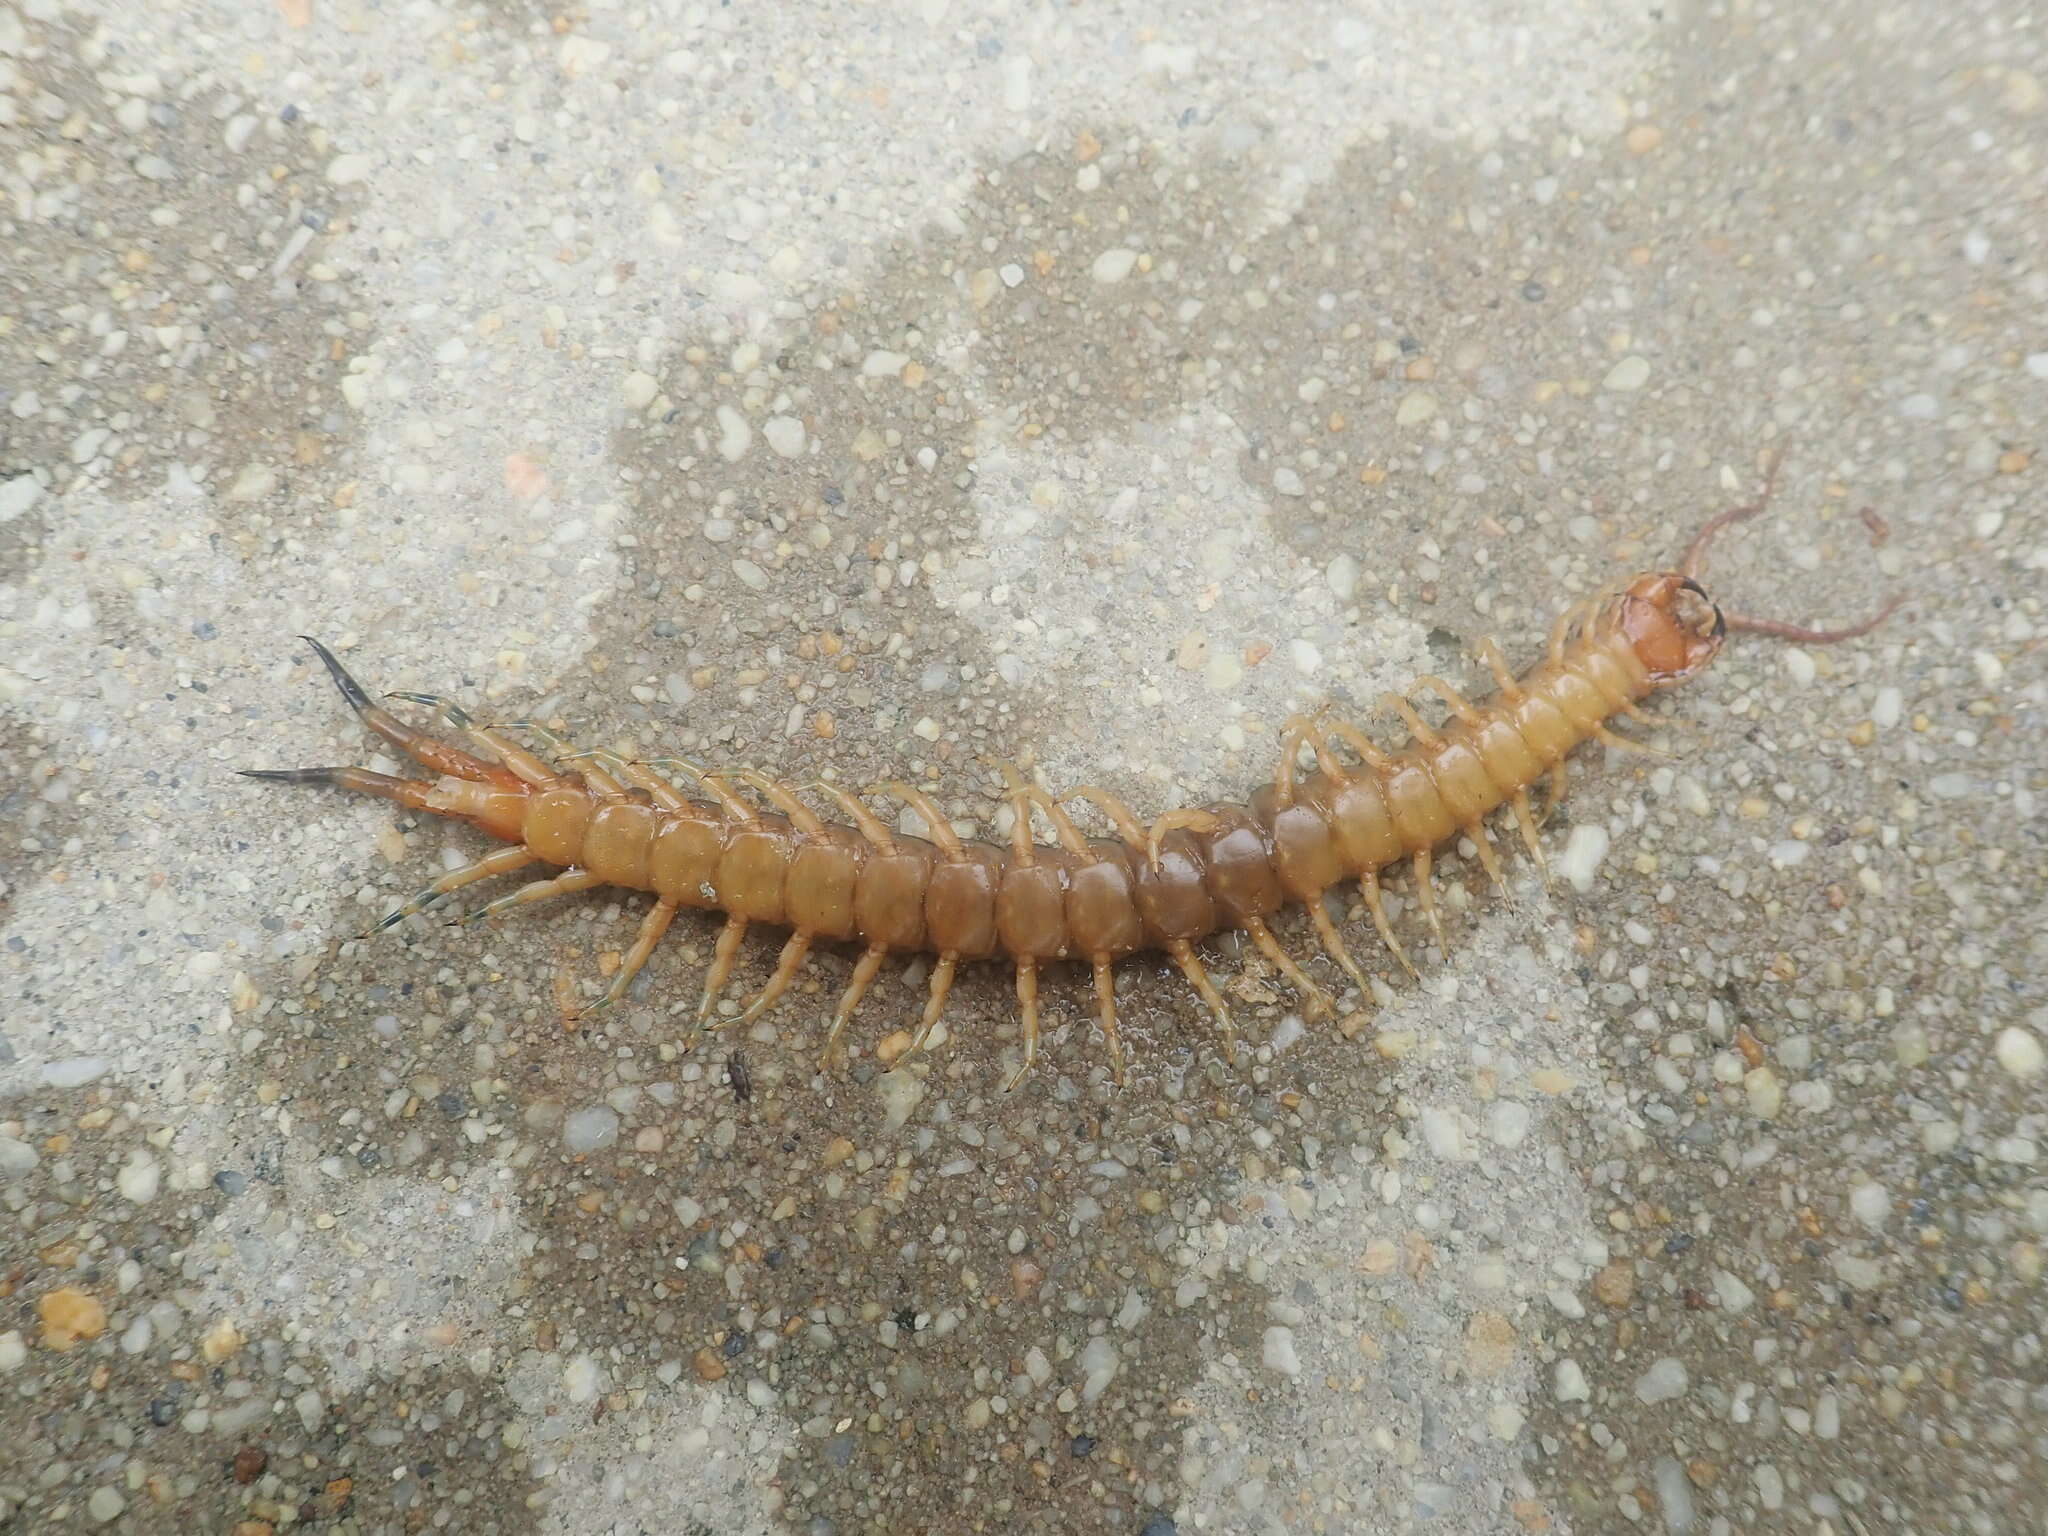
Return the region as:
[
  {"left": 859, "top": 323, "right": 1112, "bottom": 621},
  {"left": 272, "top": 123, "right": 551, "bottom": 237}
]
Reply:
[{"left": 1612, "top": 572, "right": 1726, "bottom": 687}]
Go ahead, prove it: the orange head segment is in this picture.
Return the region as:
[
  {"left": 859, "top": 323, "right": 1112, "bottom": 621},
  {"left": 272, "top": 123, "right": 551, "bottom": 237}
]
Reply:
[{"left": 1611, "top": 572, "right": 1726, "bottom": 687}]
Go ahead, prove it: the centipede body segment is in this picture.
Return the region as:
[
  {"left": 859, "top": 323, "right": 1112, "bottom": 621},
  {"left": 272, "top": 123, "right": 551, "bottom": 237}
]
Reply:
[{"left": 242, "top": 459, "right": 1896, "bottom": 1089}]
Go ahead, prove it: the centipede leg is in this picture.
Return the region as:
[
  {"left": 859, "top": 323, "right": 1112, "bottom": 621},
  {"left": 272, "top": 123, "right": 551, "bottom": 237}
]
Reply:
[
  {"left": 819, "top": 944, "right": 888, "bottom": 1068},
  {"left": 904, "top": 952, "right": 960, "bottom": 1057},
  {"left": 1464, "top": 819, "right": 1512, "bottom": 902},
  {"left": 369, "top": 845, "right": 537, "bottom": 933},
  {"left": 1593, "top": 724, "right": 1668, "bottom": 758},
  {"left": 1410, "top": 848, "right": 1449, "bottom": 954},
  {"left": 729, "top": 930, "right": 813, "bottom": 1028},
  {"left": 386, "top": 690, "right": 560, "bottom": 786},
  {"left": 999, "top": 959, "right": 1042, "bottom": 1093},
  {"left": 580, "top": 897, "right": 679, "bottom": 1018},
  {"left": 462, "top": 867, "right": 605, "bottom": 924},
  {"left": 1305, "top": 894, "right": 1373, "bottom": 998},
  {"left": 1509, "top": 789, "right": 1550, "bottom": 882},
  {"left": 694, "top": 915, "right": 751, "bottom": 1030},
  {"left": 1540, "top": 759, "right": 1569, "bottom": 824},
  {"left": 1167, "top": 940, "right": 1239, "bottom": 1062},
  {"left": 239, "top": 764, "right": 440, "bottom": 812},
  {"left": 1242, "top": 915, "right": 1334, "bottom": 1019},
  {"left": 296, "top": 638, "right": 521, "bottom": 789},
  {"left": 1090, "top": 957, "right": 1127, "bottom": 1086},
  {"left": 1357, "top": 870, "right": 1417, "bottom": 980}
]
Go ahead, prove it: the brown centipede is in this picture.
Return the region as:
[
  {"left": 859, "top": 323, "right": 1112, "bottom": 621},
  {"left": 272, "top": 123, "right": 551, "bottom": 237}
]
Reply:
[{"left": 241, "top": 454, "right": 1897, "bottom": 1089}]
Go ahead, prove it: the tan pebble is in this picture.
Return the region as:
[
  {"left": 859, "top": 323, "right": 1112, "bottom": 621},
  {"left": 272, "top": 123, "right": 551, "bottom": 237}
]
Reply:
[
  {"left": 1464, "top": 1312, "right": 1516, "bottom": 1375},
  {"left": 821, "top": 1136, "right": 855, "bottom": 1169},
  {"left": 1847, "top": 719, "right": 1876, "bottom": 747},
  {"left": 232, "top": 1523, "right": 276, "bottom": 1536},
  {"left": 1626, "top": 123, "right": 1664, "bottom": 154},
  {"left": 1010, "top": 1258, "right": 1044, "bottom": 1300},
  {"left": 38, "top": 1287, "right": 107, "bottom": 1351},
  {"left": 874, "top": 1029, "right": 913, "bottom": 1066},
  {"left": 233, "top": 1446, "right": 268, "bottom": 1484},
  {"left": 1593, "top": 1260, "right": 1636, "bottom": 1308},
  {"left": 693, "top": 1346, "right": 727, "bottom": 1381},
  {"left": 812, "top": 711, "right": 836, "bottom": 739},
  {"left": 277, "top": 0, "right": 313, "bottom": 27},
  {"left": 1358, "top": 1238, "right": 1398, "bottom": 1275},
  {"left": 503, "top": 453, "right": 550, "bottom": 500},
  {"left": 1531, "top": 1068, "right": 1576, "bottom": 1095},
  {"left": 1075, "top": 128, "right": 1101, "bottom": 161},
  {"left": 201, "top": 1318, "right": 244, "bottom": 1363},
  {"left": 1997, "top": 449, "right": 2030, "bottom": 475}
]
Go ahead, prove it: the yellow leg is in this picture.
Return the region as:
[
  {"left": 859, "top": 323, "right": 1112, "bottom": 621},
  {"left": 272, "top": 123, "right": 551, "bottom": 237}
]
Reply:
[
  {"left": 1168, "top": 939, "right": 1239, "bottom": 1062},
  {"left": 729, "top": 929, "right": 813, "bottom": 1027},
  {"left": 1510, "top": 789, "right": 1549, "bottom": 881},
  {"left": 1476, "top": 638, "right": 1524, "bottom": 701},
  {"left": 904, "top": 952, "right": 960, "bottom": 1056},
  {"left": 580, "top": 897, "right": 679, "bottom": 1017},
  {"left": 820, "top": 944, "right": 888, "bottom": 1067},
  {"left": 1464, "top": 820, "right": 1512, "bottom": 901},
  {"left": 1090, "top": 956, "right": 1126, "bottom": 1086},
  {"left": 1381, "top": 692, "right": 1440, "bottom": 748},
  {"left": 386, "top": 691, "right": 561, "bottom": 786},
  {"left": 693, "top": 915, "right": 751, "bottom": 1030},
  {"left": 1306, "top": 895, "right": 1373, "bottom": 997},
  {"left": 1541, "top": 760, "right": 1569, "bottom": 824},
  {"left": 1594, "top": 724, "right": 1669, "bottom": 758},
  {"left": 1358, "top": 870, "right": 1417, "bottom": 980},
  {"left": 370, "top": 845, "right": 536, "bottom": 933},
  {"left": 1242, "top": 915, "right": 1334, "bottom": 1019},
  {"left": 1000, "top": 959, "right": 1042, "bottom": 1092},
  {"left": 1411, "top": 849, "right": 1448, "bottom": 953},
  {"left": 1412, "top": 675, "right": 1483, "bottom": 725},
  {"left": 463, "top": 867, "right": 603, "bottom": 923}
]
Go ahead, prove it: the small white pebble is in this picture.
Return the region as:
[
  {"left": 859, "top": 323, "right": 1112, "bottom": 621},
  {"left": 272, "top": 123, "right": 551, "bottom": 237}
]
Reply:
[
  {"left": 763, "top": 416, "right": 806, "bottom": 458},
  {"left": 1557, "top": 825, "right": 1611, "bottom": 892},
  {"left": 1849, "top": 1180, "right": 1890, "bottom": 1229},
  {"left": 1090, "top": 248, "right": 1138, "bottom": 284},
  {"left": 715, "top": 404, "right": 753, "bottom": 461},
  {"left": 622, "top": 370, "right": 659, "bottom": 409},
  {"left": 1996, "top": 1027, "right": 2044, "bottom": 1079},
  {"left": 563, "top": 1106, "right": 619, "bottom": 1153},
  {"left": 1261, "top": 1325, "right": 1301, "bottom": 1377},
  {"left": 1635, "top": 1356, "right": 1689, "bottom": 1404},
  {"left": 1602, "top": 355, "right": 1651, "bottom": 391},
  {"left": 563, "top": 1354, "right": 602, "bottom": 1404},
  {"left": 88, "top": 1488, "right": 126, "bottom": 1523},
  {"left": 1784, "top": 647, "right": 1815, "bottom": 685},
  {"left": 1872, "top": 686, "right": 1903, "bottom": 728},
  {"left": 1554, "top": 1359, "right": 1591, "bottom": 1402},
  {"left": 326, "top": 152, "right": 374, "bottom": 184},
  {"left": 1419, "top": 1107, "right": 1467, "bottom": 1160},
  {"left": 116, "top": 1151, "right": 160, "bottom": 1205},
  {"left": 0, "top": 1331, "right": 26, "bottom": 1372},
  {"left": 1486, "top": 1101, "right": 1532, "bottom": 1149},
  {"left": 1325, "top": 553, "right": 1359, "bottom": 601}
]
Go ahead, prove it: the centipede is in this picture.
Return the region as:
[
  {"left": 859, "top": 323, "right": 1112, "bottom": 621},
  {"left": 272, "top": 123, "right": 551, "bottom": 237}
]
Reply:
[{"left": 243, "top": 453, "right": 1897, "bottom": 1089}]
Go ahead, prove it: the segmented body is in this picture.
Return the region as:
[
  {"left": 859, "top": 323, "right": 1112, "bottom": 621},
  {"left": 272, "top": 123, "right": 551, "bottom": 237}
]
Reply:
[{"left": 243, "top": 464, "right": 1895, "bottom": 1088}]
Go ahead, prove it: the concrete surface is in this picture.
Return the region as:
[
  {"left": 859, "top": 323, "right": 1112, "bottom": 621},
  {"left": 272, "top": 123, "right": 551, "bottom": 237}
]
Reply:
[{"left": 2, "top": 0, "right": 2044, "bottom": 1533}]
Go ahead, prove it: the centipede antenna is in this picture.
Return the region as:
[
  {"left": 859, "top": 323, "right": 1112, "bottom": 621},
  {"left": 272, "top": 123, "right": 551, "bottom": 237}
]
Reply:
[
  {"left": 1680, "top": 444, "right": 1789, "bottom": 580},
  {"left": 1719, "top": 596, "right": 1903, "bottom": 645},
  {"left": 1679, "top": 445, "right": 1900, "bottom": 644}
]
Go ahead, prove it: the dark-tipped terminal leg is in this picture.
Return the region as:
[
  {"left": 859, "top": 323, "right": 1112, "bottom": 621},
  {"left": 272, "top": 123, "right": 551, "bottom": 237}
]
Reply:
[
  {"left": 295, "top": 638, "right": 520, "bottom": 789},
  {"left": 370, "top": 845, "right": 538, "bottom": 934},
  {"left": 239, "top": 764, "right": 439, "bottom": 812}
]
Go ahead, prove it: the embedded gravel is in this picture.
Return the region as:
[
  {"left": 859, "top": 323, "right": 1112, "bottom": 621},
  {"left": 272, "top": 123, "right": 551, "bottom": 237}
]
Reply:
[{"left": 2, "top": 1, "right": 2043, "bottom": 1534}]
